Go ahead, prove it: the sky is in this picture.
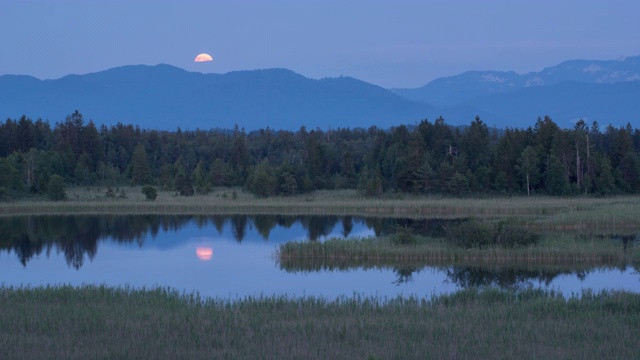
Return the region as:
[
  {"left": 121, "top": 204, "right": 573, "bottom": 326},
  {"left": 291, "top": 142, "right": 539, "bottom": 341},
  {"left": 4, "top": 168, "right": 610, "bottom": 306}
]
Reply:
[{"left": 2, "top": 0, "right": 639, "bottom": 88}]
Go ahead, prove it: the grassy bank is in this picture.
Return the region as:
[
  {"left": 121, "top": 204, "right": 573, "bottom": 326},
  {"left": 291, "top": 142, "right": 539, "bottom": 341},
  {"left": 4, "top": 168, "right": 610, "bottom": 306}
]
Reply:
[
  {"left": 1, "top": 286, "right": 639, "bottom": 360},
  {"left": 1, "top": 187, "right": 640, "bottom": 229},
  {"left": 277, "top": 233, "right": 640, "bottom": 272}
]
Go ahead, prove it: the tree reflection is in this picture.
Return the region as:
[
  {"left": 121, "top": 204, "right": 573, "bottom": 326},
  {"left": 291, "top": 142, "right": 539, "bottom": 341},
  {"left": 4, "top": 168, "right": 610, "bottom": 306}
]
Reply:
[
  {"left": 444, "top": 266, "right": 585, "bottom": 289},
  {"left": 615, "top": 234, "right": 640, "bottom": 252},
  {"left": 14, "top": 233, "right": 45, "bottom": 267},
  {"left": 253, "top": 215, "right": 279, "bottom": 240},
  {"left": 300, "top": 216, "right": 339, "bottom": 241},
  {"left": 6, "top": 215, "right": 456, "bottom": 268},
  {"left": 6, "top": 215, "right": 635, "bottom": 274},
  {"left": 0, "top": 215, "right": 192, "bottom": 269},
  {"left": 212, "top": 215, "right": 226, "bottom": 235},
  {"left": 341, "top": 216, "right": 353, "bottom": 238},
  {"left": 230, "top": 215, "right": 248, "bottom": 242},
  {"left": 392, "top": 266, "right": 419, "bottom": 285}
]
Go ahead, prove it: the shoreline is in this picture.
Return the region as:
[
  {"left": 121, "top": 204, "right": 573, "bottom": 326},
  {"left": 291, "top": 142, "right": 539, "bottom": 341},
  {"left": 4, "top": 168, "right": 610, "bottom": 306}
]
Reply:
[{"left": 2, "top": 187, "right": 640, "bottom": 221}]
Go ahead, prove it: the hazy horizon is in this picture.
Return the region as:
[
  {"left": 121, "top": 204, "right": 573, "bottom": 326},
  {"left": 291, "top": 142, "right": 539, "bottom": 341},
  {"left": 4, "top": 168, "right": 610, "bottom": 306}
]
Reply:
[{"left": 2, "top": 1, "right": 639, "bottom": 88}]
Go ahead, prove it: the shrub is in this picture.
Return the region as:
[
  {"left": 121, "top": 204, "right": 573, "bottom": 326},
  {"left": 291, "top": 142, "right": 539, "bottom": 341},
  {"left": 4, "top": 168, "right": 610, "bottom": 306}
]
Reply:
[
  {"left": 445, "top": 219, "right": 538, "bottom": 249},
  {"left": 142, "top": 185, "right": 158, "bottom": 201},
  {"left": 493, "top": 220, "right": 539, "bottom": 248},
  {"left": 105, "top": 187, "right": 116, "bottom": 198},
  {"left": 446, "top": 220, "right": 493, "bottom": 249},
  {"left": 390, "top": 225, "right": 418, "bottom": 246},
  {"left": 117, "top": 189, "right": 127, "bottom": 199}
]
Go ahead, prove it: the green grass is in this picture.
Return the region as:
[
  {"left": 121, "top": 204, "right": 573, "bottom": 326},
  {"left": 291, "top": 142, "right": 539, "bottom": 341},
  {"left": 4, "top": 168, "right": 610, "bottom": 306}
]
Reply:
[
  {"left": 2, "top": 187, "right": 640, "bottom": 229},
  {"left": 1, "top": 285, "right": 638, "bottom": 360},
  {"left": 277, "top": 233, "right": 640, "bottom": 272}
]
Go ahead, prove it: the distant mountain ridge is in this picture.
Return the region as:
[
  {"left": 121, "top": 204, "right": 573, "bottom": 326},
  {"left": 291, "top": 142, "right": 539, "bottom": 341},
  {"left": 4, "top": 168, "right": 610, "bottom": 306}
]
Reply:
[
  {"left": 1, "top": 56, "right": 639, "bottom": 130},
  {"left": 0, "top": 64, "right": 438, "bottom": 131},
  {"left": 392, "top": 55, "right": 640, "bottom": 106}
]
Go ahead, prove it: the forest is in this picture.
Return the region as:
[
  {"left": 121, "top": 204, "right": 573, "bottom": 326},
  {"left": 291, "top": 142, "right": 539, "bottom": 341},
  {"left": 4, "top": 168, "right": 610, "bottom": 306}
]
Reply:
[{"left": 1, "top": 110, "right": 639, "bottom": 200}]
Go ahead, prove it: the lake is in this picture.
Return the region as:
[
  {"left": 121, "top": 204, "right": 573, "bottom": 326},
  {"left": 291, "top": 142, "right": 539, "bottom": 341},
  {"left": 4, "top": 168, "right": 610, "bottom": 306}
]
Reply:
[{"left": 1, "top": 215, "right": 638, "bottom": 299}]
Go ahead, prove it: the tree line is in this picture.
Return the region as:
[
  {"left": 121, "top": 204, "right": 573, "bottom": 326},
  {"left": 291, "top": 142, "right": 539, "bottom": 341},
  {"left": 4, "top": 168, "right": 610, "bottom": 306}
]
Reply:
[{"left": 1, "top": 110, "right": 639, "bottom": 200}]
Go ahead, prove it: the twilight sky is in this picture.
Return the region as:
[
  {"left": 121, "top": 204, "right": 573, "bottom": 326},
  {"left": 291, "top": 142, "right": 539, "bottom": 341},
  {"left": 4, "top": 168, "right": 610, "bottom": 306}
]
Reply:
[{"left": 2, "top": 0, "right": 639, "bottom": 88}]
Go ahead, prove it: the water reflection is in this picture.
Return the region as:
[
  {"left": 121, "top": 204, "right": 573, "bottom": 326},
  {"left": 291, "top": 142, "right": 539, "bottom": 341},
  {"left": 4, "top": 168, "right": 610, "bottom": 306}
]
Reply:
[
  {"left": 345, "top": 264, "right": 635, "bottom": 290},
  {"left": 611, "top": 234, "right": 640, "bottom": 252},
  {"left": 443, "top": 266, "right": 588, "bottom": 289},
  {"left": 0, "top": 215, "right": 469, "bottom": 269},
  {"left": 1, "top": 215, "right": 639, "bottom": 299},
  {"left": 392, "top": 266, "right": 420, "bottom": 285},
  {"left": 196, "top": 247, "right": 213, "bottom": 261}
]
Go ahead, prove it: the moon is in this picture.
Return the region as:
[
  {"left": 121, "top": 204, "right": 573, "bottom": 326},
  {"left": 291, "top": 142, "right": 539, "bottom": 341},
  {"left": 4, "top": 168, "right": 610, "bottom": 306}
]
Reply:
[{"left": 194, "top": 53, "right": 213, "bottom": 62}]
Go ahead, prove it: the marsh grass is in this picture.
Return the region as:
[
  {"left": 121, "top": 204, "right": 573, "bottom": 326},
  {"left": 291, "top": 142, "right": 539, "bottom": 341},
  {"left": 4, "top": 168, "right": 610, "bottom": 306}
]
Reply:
[
  {"left": 2, "top": 187, "right": 640, "bottom": 227},
  {"left": 277, "top": 233, "right": 639, "bottom": 272},
  {"left": 1, "top": 285, "right": 638, "bottom": 359}
]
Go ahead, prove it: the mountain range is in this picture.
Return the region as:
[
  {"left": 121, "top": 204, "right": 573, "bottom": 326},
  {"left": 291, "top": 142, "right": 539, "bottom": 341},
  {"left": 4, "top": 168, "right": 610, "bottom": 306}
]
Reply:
[{"left": 1, "top": 56, "right": 639, "bottom": 130}]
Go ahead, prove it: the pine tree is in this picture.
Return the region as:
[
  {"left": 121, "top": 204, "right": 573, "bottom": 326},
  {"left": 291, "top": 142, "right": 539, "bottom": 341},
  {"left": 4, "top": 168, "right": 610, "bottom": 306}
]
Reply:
[
  {"left": 248, "top": 159, "right": 276, "bottom": 198},
  {"left": 129, "top": 143, "right": 152, "bottom": 185},
  {"left": 193, "top": 160, "right": 211, "bottom": 194}
]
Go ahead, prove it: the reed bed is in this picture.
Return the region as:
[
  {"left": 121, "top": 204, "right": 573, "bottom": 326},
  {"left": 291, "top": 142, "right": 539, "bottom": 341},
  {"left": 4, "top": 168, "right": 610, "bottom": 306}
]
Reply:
[
  {"left": 3, "top": 187, "right": 640, "bottom": 223},
  {"left": 276, "top": 234, "right": 639, "bottom": 272},
  {"left": 1, "top": 285, "right": 638, "bottom": 359}
]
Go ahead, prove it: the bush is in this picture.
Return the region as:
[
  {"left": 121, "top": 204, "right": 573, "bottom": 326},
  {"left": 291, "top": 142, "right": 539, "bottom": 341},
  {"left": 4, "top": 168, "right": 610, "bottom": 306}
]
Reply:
[
  {"left": 105, "top": 187, "right": 116, "bottom": 198},
  {"left": 445, "top": 219, "right": 538, "bottom": 249},
  {"left": 142, "top": 185, "right": 158, "bottom": 201},
  {"left": 493, "top": 220, "right": 539, "bottom": 248},
  {"left": 390, "top": 225, "right": 418, "bottom": 246},
  {"left": 117, "top": 189, "right": 127, "bottom": 199},
  {"left": 446, "top": 220, "right": 494, "bottom": 249}
]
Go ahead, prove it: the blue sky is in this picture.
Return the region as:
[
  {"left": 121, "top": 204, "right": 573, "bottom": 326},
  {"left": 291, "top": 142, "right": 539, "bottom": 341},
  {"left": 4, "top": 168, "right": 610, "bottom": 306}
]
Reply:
[{"left": 2, "top": 0, "right": 639, "bottom": 88}]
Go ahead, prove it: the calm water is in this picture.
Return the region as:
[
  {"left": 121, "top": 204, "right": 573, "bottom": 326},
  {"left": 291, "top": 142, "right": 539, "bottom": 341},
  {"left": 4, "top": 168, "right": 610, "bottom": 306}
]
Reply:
[{"left": 1, "top": 215, "right": 638, "bottom": 299}]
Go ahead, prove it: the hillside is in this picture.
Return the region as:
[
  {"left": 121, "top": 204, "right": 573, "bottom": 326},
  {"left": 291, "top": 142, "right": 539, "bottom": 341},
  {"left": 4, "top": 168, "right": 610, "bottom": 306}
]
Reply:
[{"left": 0, "top": 65, "right": 438, "bottom": 130}]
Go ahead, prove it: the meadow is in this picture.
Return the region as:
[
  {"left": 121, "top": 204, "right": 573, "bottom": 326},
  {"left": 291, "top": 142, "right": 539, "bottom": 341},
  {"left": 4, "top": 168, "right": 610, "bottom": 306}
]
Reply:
[
  {"left": 2, "top": 187, "right": 640, "bottom": 228},
  {"left": 1, "top": 285, "right": 639, "bottom": 359}
]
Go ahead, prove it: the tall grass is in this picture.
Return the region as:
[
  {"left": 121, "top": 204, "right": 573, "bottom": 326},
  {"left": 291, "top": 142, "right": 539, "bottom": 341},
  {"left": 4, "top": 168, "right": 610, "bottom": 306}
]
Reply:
[
  {"left": 2, "top": 187, "right": 640, "bottom": 227},
  {"left": 1, "top": 285, "right": 638, "bottom": 359},
  {"left": 277, "top": 233, "right": 639, "bottom": 272}
]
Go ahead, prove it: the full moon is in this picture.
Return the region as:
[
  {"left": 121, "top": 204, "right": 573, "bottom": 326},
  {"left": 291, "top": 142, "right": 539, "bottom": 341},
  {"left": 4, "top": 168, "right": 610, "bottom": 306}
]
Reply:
[{"left": 194, "top": 53, "right": 213, "bottom": 62}]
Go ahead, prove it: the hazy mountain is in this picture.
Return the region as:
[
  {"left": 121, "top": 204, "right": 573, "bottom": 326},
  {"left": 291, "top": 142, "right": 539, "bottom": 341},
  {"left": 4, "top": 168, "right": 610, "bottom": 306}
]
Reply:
[
  {"left": 2, "top": 57, "right": 638, "bottom": 131},
  {"left": 389, "top": 55, "right": 640, "bottom": 128},
  {"left": 0, "top": 64, "right": 440, "bottom": 131},
  {"left": 459, "top": 80, "right": 640, "bottom": 127},
  {"left": 393, "top": 55, "right": 640, "bottom": 106}
]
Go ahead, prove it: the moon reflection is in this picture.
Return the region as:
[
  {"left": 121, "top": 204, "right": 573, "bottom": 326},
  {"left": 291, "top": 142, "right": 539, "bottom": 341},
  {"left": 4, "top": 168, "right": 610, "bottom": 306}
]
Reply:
[{"left": 196, "top": 246, "right": 213, "bottom": 261}]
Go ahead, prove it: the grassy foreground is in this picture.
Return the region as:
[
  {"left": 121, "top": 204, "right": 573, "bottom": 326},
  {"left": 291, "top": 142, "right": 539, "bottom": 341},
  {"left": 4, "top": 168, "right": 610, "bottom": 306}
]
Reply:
[{"left": 1, "top": 286, "right": 639, "bottom": 360}]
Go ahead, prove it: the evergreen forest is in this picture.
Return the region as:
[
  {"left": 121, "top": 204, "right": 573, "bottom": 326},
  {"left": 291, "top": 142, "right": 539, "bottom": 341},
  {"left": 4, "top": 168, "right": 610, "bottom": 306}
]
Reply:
[{"left": 1, "top": 110, "right": 639, "bottom": 200}]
